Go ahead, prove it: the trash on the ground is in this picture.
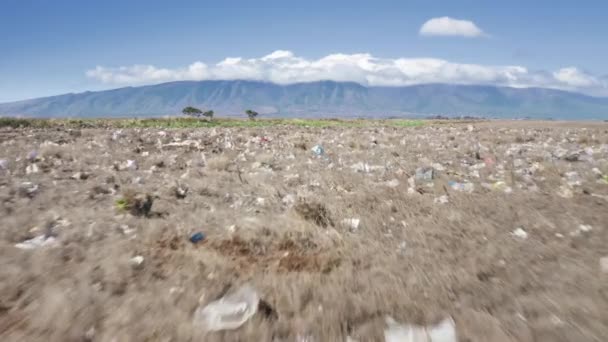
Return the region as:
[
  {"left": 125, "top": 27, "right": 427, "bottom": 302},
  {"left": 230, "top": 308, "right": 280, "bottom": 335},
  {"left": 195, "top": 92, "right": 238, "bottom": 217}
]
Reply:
[
  {"left": 27, "top": 150, "right": 38, "bottom": 161},
  {"left": 384, "top": 316, "right": 457, "bottom": 342},
  {"left": 448, "top": 181, "right": 474, "bottom": 193},
  {"left": 126, "top": 159, "right": 138, "bottom": 170},
  {"left": 415, "top": 167, "right": 434, "bottom": 182},
  {"left": 570, "top": 224, "right": 593, "bottom": 237},
  {"left": 341, "top": 218, "right": 360, "bottom": 231},
  {"left": 173, "top": 182, "right": 188, "bottom": 199},
  {"left": 384, "top": 179, "right": 400, "bottom": 187},
  {"left": 512, "top": 227, "right": 528, "bottom": 239},
  {"left": 14, "top": 235, "right": 57, "bottom": 250},
  {"left": 190, "top": 232, "right": 206, "bottom": 243},
  {"left": 26, "top": 163, "right": 39, "bottom": 174},
  {"left": 282, "top": 194, "right": 296, "bottom": 206},
  {"left": 491, "top": 181, "right": 513, "bottom": 193},
  {"left": 432, "top": 163, "right": 445, "bottom": 171},
  {"left": 434, "top": 195, "right": 449, "bottom": 204},
  {"left": 311, "top": 145, "right": 324, "bottom": 156},
  {"left": 129, "top": 255, "right": 145, "bottom": 269},
  {"left": 18, "top": 182, "right": 39, "bottom": 198},
  {"left": 0, "top": 159, "right": 8, "bottom": 170},
  {"left": 600, "top": 257, "right": 608, "bottom": 273},
  {"left": 564, "top": 171, "right": 581, "bottom": 186},
  {"left": 192, "top": 284, "right": 259, "bottom": 331},
  {"left": 71, "top": 172, "right": 89, "bottom": 180}
]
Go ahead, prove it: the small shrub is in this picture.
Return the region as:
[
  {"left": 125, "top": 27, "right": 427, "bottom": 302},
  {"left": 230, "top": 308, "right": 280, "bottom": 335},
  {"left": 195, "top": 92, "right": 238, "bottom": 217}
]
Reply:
[
  {"left": 245, "top": 109, "right": 259, "bottom": 121},
  {"left": 116, "top": 190, "right": 153, "bottom": 217}
]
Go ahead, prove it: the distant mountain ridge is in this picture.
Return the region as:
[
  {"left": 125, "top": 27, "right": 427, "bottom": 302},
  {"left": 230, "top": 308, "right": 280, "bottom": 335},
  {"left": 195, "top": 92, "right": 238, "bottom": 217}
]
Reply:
[{"left": 1, "top": 80, "right": 608, "bottom": 119}]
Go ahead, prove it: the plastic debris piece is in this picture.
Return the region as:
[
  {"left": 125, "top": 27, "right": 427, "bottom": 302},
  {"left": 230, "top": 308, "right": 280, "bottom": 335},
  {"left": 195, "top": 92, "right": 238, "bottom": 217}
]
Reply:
[
  {"left": 384, "top": 179, "right": 400, "bottom": 187},
  {"left": 14, "top": 235, "right": 57, "bottom": 250},
  {"left": 434, "top": 195, "right": 449, "bottom": 204},
  {"left": 415, "top": 167, "right": 434, "bottom": 182},
  {"left": 311, "top": 145, "right": 324, "bottom": 156},
  {"left": 18, "top": 182, "right": 39, "bottom": 198},
  {"left": 27, "top": 150, "right": 38, "bottom": 161},
  {"left": 0, "top": 159, "right": 8, "bottom": 170},
  {"left": 448, "top": 181, "right": 474, "bottom": 193},
  {"left": 492, "top": 181, "right": 513, "bottom": 193},
  {"left": 193, "top": 284, "right": 259, "bottom": 331},
  {"left": 341, "top": 218, "right": 360, "bottom": 231},
  {"left": 512, "top": 228, "right": 528, "bottom": 239},
  {"left": 190, "top": 232, "right": 206, "bottom": 243},
  {"left": 129, "top": 255, "right": 145, "bottom": 269},
  {"left": 26, "top": 163, "right": 39, "bottom": 174},
  {"left": 384, "top": 316, "right": 457, "bottom": 342}
]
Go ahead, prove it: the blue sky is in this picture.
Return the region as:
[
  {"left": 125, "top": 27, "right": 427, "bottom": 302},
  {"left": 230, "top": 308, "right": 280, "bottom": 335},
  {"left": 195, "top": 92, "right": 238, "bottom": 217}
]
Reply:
[{"left": 1, "top": 0, "right": 607, "bottom": 102}]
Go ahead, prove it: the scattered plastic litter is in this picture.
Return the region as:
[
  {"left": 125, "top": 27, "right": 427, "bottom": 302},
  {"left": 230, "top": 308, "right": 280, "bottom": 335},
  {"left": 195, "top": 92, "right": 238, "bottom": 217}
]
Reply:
[
  {"left": 384, "top": 179, "right": 400, "bottom": 187},
  {"left": 193, "top": 284, "right": 259, "bottom": 331},
  {"left": 415, "top": 167, "right": 434, "bottom": 182},
  {"left": 129, "top": 255, "right": 145, "bottom": 269},
  {"left": 512, "top": 228, "right": 528, "bottom": 239},
  {"left": 26, "top": 163, "right": 39, "bottom": 174},
  {"left": 14, "top": 235, "right": 57, "bottom": 250},
  {"left": 190, "top": 232, "right": 206, "bottom": 243},
  {"left": 341, "top": 218, "right": 360, "bottom": 231},
  {"left": 27, "top": 150, "right": 38, "bottom": 161},
  {"left": 448, "top": 181, "right": 474, "bottom": 193},
  {"left": 311, "top": 145, "right": 324, "bottom": 156},
  {"left": 384, "top": 316, "right": 457, "bottom": 342},
  {"left": 18, "top": 182, "right": 39, "bottom": 198},
  {"left": 570, "top": 224, "right": 593, "bottom": 237},
  {"left": 434, "top": 195, "right": 449, "bottom": 204},
  {"left": 0, "top": 159, "right": 8, "bottom": 170}
]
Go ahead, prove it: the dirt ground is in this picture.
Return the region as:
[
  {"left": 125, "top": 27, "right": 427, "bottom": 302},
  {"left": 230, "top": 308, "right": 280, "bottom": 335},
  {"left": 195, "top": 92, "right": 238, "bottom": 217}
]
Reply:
[{"left": 1, "top": 120, "right": 607, "bottom": 341}]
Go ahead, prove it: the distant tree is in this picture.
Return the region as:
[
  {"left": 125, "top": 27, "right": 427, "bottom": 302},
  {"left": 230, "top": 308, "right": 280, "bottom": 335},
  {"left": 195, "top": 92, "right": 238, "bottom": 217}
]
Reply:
[
  {"left": 202, "top": 110, "right": 214, "bottom": 121},
  {"left": 182, "top": 106, "right": 203, "bottom": 118},
  {"left": 245, "top": 109, "right": 259, "bottom": 120}
]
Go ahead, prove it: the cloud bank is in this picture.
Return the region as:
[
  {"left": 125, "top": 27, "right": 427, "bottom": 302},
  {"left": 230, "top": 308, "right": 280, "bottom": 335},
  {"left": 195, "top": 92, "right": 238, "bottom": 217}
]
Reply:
[
  {"left": 419, "top": 17, "right": 485, "bottom": 37},
  {"left": 86, "top": 50, "right": 608, "bottom": 96}
]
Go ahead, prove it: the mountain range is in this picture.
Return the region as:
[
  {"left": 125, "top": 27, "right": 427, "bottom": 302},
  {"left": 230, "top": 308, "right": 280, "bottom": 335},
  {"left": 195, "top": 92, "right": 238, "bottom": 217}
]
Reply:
[{"left": 1, "top": 80, "right": 608, "bottom": 119}]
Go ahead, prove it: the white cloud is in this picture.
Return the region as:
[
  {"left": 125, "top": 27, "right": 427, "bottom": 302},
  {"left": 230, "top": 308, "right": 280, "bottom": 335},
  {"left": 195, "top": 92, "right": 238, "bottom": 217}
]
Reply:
[
  {"left": 553, "top": 67, "right": 599, "bottom": 87},
  {"left": 419, "top": 17, "right": 485, "bottom": 37},
  {"left": 86, "top": 50, "right": 608, "bottom": 96}
]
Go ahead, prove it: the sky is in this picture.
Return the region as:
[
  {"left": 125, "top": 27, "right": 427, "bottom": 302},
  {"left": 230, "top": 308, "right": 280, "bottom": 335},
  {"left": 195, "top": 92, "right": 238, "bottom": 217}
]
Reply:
[{"left": 1, "top": 0, "right": 608, "bottom": 102}]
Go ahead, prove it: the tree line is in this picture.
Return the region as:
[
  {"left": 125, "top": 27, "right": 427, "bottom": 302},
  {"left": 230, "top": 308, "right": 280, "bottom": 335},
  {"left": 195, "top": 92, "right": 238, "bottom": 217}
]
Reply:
[{"left": 182, "top": 107, "right": 258, "bottom": 120}]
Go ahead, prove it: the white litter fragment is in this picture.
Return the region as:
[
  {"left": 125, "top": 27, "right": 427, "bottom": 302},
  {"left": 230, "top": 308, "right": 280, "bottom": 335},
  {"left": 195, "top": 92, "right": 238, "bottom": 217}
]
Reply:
[
  {"left": 512, "top": 228, "right": 528, "bottom": 239},
  {"left": 434, "top": 195, "right": 449, "bottom": 204},
  {"left": 384, "top": 179, "right": 400, "bottom": 187},
  {"left": 579, "top": 224, "right": 593, "bottom": 232},
  {"left": 193, "top": 284, "right": 259, "bottom": 332},
  {"left": 129, "top": 255, "right": 145, "bottom": 269},
  {"left": 384, "top": 316, "right": 457, "bottom": 342},
  {"left": 26, "top": 163, "right": 39, "bottom": 174},
  {"left": 14, "top": 235, "right": 57, "bottom": 250},
  {"left": 570, "top": 224, "right": 593, "bottom": 237},
  {"left": 342, "top": 218, "right": 361, "bottom": 231}
]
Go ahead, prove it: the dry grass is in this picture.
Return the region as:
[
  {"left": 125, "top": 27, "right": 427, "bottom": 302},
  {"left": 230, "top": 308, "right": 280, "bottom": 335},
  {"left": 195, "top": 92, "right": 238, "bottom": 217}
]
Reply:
[{"left": 0, "top": 121, "right": 607, "bottom": 341}]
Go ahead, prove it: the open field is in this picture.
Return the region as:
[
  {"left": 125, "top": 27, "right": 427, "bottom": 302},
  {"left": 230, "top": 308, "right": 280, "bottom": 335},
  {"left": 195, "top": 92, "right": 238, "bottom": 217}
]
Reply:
[{"left": 1, "top": 119, "right": 607, "bottom": 341}]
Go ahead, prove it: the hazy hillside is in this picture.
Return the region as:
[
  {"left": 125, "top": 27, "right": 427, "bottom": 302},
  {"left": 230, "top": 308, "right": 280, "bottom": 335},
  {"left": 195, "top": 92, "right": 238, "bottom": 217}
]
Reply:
[{"left": 1, "top": 80, "right": 608, "bottom": 119}]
